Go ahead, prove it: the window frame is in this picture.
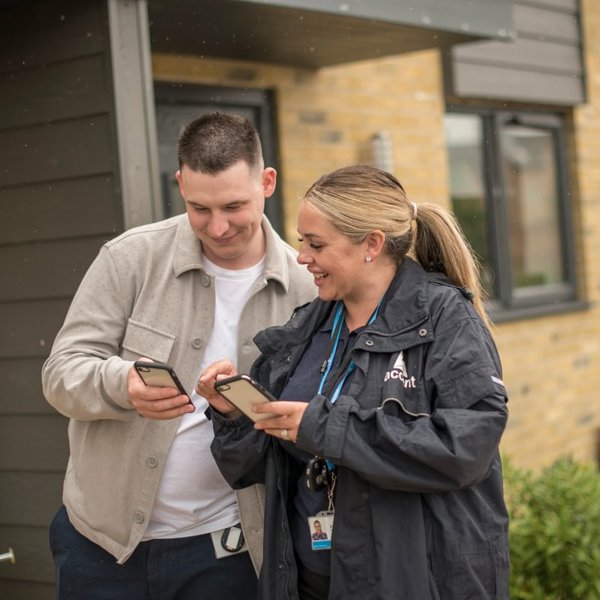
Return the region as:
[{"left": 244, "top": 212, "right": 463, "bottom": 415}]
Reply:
[{"left": 445, "top": 107, "right": 583, "bottom": 322}]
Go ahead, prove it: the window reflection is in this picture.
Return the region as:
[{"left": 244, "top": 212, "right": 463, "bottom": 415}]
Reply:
[
  {"left": 444, "top": 113, "right": 494, "bottom": 296},
  {"left": 500, "top": 125, "right": 563, "bottom": 293}
]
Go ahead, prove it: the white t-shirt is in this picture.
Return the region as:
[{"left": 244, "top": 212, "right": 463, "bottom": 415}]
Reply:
[{"left": 143, "top": 255, "right": 264, "bottom": 540}]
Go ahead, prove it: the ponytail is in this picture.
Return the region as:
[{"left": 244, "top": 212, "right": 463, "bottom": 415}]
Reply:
[{"left": 412, "top": 203, "right": 492, "bottom": 329}]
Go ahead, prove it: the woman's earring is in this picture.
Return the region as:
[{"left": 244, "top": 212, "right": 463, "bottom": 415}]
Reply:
[{"left": 365, "top": 256, "right": 372, "bottom": 263}]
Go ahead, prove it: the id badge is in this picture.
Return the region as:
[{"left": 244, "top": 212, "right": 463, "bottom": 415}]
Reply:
[{"left": 308, "top": 511, "right": 334, "bottom": 551}]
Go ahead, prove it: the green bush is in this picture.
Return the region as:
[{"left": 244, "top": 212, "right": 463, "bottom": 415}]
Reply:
[{"left": 504, "top": 456, "right": 600, "bottom": 599}]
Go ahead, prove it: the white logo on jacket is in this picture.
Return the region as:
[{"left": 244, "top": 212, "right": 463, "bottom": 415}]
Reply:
[{"left": 384, "top": 351, "right": 416, "bottom": 388}]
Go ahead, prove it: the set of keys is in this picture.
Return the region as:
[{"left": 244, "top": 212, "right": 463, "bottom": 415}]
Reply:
[{"left": 306, "top": 456, "right": 333, "bottom": 491}]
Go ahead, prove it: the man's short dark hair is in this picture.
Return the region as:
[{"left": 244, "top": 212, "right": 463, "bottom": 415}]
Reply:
[{"left": 177, "top": 112, "right": 263, "bottom": 173}]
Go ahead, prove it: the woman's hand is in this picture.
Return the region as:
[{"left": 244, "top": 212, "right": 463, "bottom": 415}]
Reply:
[
  {"left": 196, "top": 359, "right": 241, "bottom": 416},
  {"left": 253, "top": 400, "right": 308, "bottom": 443}
]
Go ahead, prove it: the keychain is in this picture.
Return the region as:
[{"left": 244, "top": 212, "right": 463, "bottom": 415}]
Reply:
[{"left": 306, "top": 456, "right": 330, "bottom": 491}]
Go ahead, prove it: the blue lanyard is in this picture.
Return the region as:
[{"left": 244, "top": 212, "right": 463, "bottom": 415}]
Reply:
[
  {"left": 316, "top": 300, "right": 382, "bottom": 473},
  {"left": 317, "top": 302, "right": 344, "bottom": 397},
  {"left": 317, "top": 300, "right": 382, "bottom": 404}
]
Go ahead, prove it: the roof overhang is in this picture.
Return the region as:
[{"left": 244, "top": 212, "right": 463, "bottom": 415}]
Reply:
[{"left": 148, "top": 0, "right": 515, "bottom": 68}]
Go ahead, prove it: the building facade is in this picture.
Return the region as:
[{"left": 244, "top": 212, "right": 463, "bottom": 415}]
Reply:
[{"left": 1, "top": 0, "right": 598, "bottom": 596}]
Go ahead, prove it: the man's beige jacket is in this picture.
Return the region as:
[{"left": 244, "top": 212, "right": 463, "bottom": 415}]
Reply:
[{"left": 41, "top": 214, "right": 315, "bottom": 569}]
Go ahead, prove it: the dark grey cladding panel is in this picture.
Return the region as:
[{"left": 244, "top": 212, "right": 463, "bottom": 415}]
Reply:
[
  {"left": 447, "top": 0, "right": 585, "bottom": 105},
  {"left": 0, "top": 237, "right": 108, "bottom": 302},
  {"left": 0, "top": 0, "right": 108, "bottom": 75},
  {"left": 450, "top": 60, "right": 584, "bottom": 105}
]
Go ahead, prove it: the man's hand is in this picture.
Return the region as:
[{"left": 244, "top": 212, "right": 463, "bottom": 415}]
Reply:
[{"left": 128, "top": 363, "right": 195, "bottom": 420}]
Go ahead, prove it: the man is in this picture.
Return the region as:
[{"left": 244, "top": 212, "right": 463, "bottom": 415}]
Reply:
[{"left": 42, "top": 112, "right": 315, "bottom": 599}]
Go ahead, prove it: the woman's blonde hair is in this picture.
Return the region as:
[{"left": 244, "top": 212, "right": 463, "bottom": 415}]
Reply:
[{"left": 302, "top": 165, "right": 491, "bottom": 329}]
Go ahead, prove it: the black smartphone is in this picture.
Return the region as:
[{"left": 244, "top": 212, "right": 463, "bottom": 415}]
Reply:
[
  {"left": 214, "top": 374, "right": 277, "bottom": 422},
  {"left": 134, "top": 360, "right": 191, "bottom": 402}
]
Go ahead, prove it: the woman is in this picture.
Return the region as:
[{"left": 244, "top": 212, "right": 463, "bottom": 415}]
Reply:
[{"left": 197, "top": 165, "right": 510, "bottom": 599}]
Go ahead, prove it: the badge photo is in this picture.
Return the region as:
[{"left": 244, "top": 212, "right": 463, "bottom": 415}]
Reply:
[{"left": 308, "top": 513, "right": 334, "bottom": 551}]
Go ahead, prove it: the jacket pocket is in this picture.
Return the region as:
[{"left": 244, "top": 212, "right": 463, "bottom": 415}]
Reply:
[
  {"left": 121, "top": 319, "right": 176, "bottom": 363},
  {"left": 438, "top": 545, "right": 508, "bottom": 600},
  {"left": 425, "top": 488, "right": 509, "bottom": 599}
]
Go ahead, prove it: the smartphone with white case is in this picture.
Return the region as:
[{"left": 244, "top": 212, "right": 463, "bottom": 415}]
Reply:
[{"left": 214, "top": 374, "right": 277, "bottom": 422}]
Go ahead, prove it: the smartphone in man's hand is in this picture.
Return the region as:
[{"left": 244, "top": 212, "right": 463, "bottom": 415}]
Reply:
[{"left": 134, "top": 360, "right": 191, "bottom": 403}]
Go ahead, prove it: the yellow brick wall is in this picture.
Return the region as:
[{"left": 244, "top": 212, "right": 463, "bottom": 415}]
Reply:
[{"left": 153, "top": 1, "right": 600, "bottom": 470}]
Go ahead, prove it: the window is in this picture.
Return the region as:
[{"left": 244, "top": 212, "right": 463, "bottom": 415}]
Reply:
[{"left": 444, "top": 110, "right": 578, "bottom": 319}]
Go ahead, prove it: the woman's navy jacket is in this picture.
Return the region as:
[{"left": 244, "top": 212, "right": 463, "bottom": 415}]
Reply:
[{"left": 210, "top": 257, "right": 510, "bottom": 600}]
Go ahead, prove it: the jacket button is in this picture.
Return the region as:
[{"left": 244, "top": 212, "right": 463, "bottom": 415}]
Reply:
[
  {"left": 201, "top": 274, "right": 211, "bottom": 287},
  {"left": 365, "top": 340, "right": 374, "bottom": 347},
  {"left": 134, "top": 511, "right": 145, "bottom": 524},
  {"left": 192, "top": 338, "right": 203, "bottom": 349},
  {"left": 419, "top": 328, "right": 427, "bottom": 337},
  {"left": 146, "top": 457, "right": 158, "bottom": 468}
]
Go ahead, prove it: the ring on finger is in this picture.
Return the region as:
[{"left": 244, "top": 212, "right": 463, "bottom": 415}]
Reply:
[{"left": 281, "top": 428, "right": 289, "bottom": 440}]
